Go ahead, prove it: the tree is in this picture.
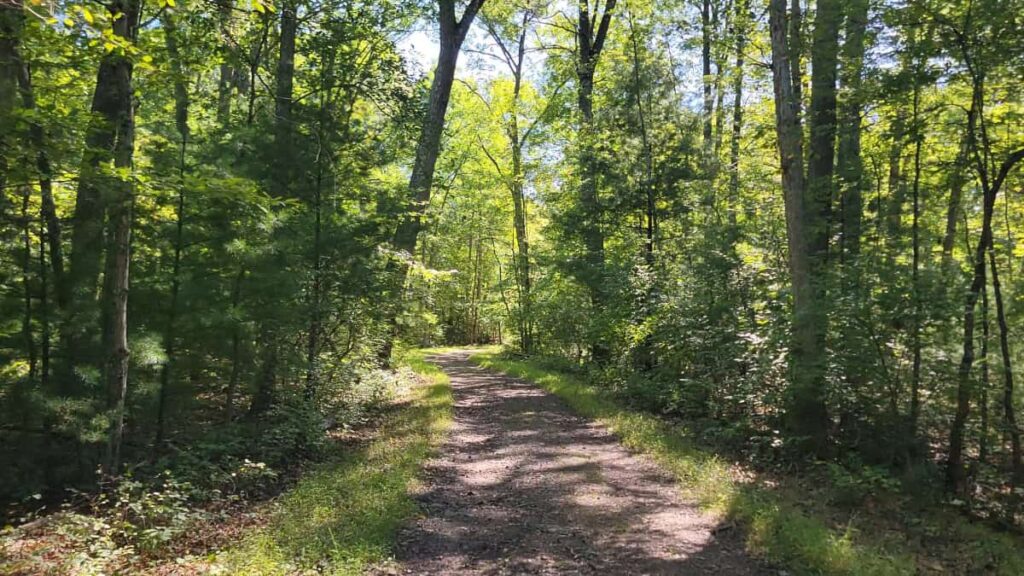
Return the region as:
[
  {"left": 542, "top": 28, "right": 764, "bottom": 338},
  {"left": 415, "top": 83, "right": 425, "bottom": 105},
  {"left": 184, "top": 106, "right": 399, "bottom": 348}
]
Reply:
[
  {"left": 382, "top": 0, "right": 487, "bottom": 362},
  {"left": 574, "top": 0, "right": 617, "bottom": 363}
]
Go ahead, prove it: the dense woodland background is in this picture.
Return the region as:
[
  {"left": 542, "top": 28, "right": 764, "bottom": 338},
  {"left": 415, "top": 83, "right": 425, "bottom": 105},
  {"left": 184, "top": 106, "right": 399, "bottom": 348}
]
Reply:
[{"left": 1, "top": 0, "right": 1024, "bottom": 537}]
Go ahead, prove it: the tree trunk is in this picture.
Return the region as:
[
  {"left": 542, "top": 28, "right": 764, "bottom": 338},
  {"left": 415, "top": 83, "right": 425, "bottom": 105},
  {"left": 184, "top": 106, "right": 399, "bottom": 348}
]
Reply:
[
  {"left": 980, "top": 278, "right": 990, "bottom": 464},
  {"left": 379, "top": 0, "right": 486, "bottom": 363},
  {"left": 909, "top": 70, "right": 923, "bottom": 439},
  {"left": 836, "top": 0, "right": 867, "bottom": 261},
  {"left": 946, "top": 67, "right": 1024, "bottom": 490},
  {"left": 39, "top": 212, "right": 50, "bottom": 386},
  {"left": 21, "top": 188, "right": 37, "bottom": 381},
  {"left": 156, "top": 11, "right": 190, "bottom": 445},
  {"left": 274, "top": 0, "right": 297, "bottom": 151},
  {"left": 769, "top": 0, "right": 828, "bottom": 454},
  {"left": 942, "top": 130, "right": 971, "bottom": 263},
  {"left": 16, "top": 58, "right": 66, "bottom": 309},
  {"left": 805, "top": 0, "right": 841, "bottom": 264},
  {"left": 728, "top": 0, "right": 748, "bottom": 229},
  {"left": 0, "top": 0, "right": 21, "bottom": 221},
  {"left": 225, "top": 267, "right": 245, "bottom": 422},
  {"left": 306, "top": 123, "right": 325, "bottom": 398},
  {"left": 701, "top": 0, "right": 713, "bottom": 166},
  {"left": 216, "top": 0, "right": 235, "bottom": 126},
  {"left": 576, "top": 0, "right": 617, "bottom": 363},
  {"left": 69, "top": 1, "right": 140, "bottom": 400},
  {"left": 98, "top": 0, "right": 141, "bottom": 475},
  {"left": 990, "top": 249, "right": 1022, "bottom": 483}
]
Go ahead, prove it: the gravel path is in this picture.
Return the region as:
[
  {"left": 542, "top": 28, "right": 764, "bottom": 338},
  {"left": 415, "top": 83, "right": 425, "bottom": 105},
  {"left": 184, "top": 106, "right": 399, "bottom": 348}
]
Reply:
[{"left": 389, "top": 350, "right": 769, "bottom": 575}]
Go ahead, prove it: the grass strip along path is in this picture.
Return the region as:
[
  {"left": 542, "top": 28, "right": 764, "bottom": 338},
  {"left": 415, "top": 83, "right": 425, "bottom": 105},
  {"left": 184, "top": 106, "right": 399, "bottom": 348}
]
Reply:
[
  {"left": 216, "top": 349, "right": 453, "bottom": 575},
  {"left": 470, "top": 349, "right": 1024, "bottom": 576}
]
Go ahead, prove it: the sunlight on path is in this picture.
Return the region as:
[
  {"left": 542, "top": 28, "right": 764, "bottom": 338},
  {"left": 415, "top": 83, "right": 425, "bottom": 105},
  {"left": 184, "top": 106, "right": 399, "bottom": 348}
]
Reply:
[{"left": 386, "top": 350, "right": 766, "bottom": 575}]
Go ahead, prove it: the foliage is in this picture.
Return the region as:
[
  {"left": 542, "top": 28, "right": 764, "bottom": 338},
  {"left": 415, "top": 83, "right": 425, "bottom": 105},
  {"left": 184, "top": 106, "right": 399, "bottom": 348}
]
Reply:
[{"left": 215, "top": 348, "right": 453, "bottom": 574}]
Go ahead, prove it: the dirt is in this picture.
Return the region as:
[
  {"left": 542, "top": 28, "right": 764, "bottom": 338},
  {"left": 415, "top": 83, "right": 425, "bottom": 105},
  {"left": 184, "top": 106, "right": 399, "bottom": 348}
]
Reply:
[{"left": 387, "top": 350, "right": 770, "bottom": 575}]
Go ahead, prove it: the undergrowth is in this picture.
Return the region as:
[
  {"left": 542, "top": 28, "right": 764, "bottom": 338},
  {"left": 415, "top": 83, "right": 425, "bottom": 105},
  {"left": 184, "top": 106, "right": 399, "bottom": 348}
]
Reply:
[
  {"left": 471, "top": 350, "right": 1024, "bottom": 576},
  {"left": 215, "top": 348, "right": 453, "bottom": 574}
]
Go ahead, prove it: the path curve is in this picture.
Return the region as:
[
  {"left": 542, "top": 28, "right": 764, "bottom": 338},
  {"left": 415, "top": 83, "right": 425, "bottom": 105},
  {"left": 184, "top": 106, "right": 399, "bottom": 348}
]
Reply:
[{"left": 390, "top": 350, "right": 768, "bottom": 575}]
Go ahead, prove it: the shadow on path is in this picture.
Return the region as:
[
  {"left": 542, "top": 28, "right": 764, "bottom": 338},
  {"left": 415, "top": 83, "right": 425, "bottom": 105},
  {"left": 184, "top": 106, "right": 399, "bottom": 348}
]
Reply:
[{"left": 390, "top": 350, "right": 770, "bottom": 575}]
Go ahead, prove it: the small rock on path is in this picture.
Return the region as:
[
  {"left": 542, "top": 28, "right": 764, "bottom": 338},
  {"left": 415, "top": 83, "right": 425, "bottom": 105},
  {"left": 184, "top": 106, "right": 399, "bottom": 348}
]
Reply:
[{"left": 388, "top": 350, "right": 770, "bottom": 575}]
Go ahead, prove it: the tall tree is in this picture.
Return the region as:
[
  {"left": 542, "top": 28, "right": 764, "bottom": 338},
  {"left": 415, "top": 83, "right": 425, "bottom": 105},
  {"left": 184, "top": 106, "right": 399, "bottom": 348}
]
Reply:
[
  {"left": 769, "top": 0, "right": 834, "bottom": 453},
  {"left": 728, "top": 0, "right": 749, "bottom": 229},
  {"left": 98, "top": 0, "right": 143, "bottom": 473},
  {"left": 155, "top": 8, "right": 191, "bottom": 445},
  {"left": 837, "top": 0, "right": 868, "bottom": 262},
  {"left": 382, "top": 0, "right": 486, "bottom": 362},
  {"left": 575, "top": 0, "right": 617, "bottom": 363},
  {"left": 481, "top": 3, "right": 544, "bottom": 353}
]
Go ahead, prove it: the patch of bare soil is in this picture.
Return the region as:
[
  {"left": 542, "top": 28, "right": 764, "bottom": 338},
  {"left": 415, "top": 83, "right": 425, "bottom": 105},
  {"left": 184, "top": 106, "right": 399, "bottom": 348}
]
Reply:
[{"left": 388, "top": 350, "right": 770, "bottom": 575}]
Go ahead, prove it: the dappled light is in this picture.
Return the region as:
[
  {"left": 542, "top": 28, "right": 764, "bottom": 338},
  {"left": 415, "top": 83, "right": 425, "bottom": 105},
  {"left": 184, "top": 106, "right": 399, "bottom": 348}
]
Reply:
[{"left": 2, "top": 0, "right": 1024, "bottom": 573}]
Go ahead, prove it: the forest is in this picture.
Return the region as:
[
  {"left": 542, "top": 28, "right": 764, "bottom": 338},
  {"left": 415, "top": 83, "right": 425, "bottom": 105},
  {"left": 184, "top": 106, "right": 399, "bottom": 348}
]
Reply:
[{"left": 1, "top": 0, "right": 1024, "bottom": 573}]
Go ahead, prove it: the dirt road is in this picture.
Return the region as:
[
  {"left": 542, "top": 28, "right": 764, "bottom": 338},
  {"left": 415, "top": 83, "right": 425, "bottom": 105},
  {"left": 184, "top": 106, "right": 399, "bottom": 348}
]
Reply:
[{"left": 391, "top": 350, "right": 768, "bottom": 575}]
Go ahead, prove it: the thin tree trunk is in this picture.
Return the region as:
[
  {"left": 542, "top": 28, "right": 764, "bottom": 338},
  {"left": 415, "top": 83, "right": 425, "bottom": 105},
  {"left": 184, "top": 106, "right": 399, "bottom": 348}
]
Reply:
[
  {"left": 16, "top": 60, "right": 66, "bottom": 308},
  {"left": 885, "top": 112, "right": 906, "bottom": 267},
  {"left": 98, "top": 0, "right": 141, "bottom": 475},
  {"left": 156, "top": 10, "right": 190, "bottom": 446},
  {"left": 21, "top": 188, "right": 37, "bottom": 381},
  {"left": 946, "top": 61, "right": 1024, "bottom": 489},
  {"left": 701, "top": 0, "right": 713, "bottom": 165},
  {"left": 728, "top": 0, "right": 748, "bottom": 229},
  {"left": 990, "top": 249, "right": 1022, "bottom": 483},
  {"left": 909, "top": 71, "right": 923, "bottom": 439},
  {"left": 306, "top": 129, "right": 325, "bottom": 399},
  {"left": 225, "top": 267, "right": 245, "bottom": 422},
  {"left": 942, "top": 130, "right": 971, "bottom": 262},
  {"left": 216, "top": 0, "right": 235, "bottom": 126},
  {"left": 39, "top": 212, "right": 50, "bottom": 387},
  {"left": 980, "top": 278, "right": 990, "bottom": 464}
]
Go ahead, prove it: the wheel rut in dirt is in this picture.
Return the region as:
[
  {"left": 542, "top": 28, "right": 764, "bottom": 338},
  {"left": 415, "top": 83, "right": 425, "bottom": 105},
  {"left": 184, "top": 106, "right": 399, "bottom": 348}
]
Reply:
[{"left": 390, "top": 350, "right": 769, "bottom": 575}]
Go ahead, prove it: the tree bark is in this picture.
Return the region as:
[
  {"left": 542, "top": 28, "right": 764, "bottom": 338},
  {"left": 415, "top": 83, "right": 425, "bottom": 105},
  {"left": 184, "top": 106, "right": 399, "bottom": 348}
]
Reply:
[
  {"left": 769, "top": 0, "right": 828, "bottom": 454},
  {"left": 989, "top": 249, "right": 1022, "bottom": 483},
  {"left": 836, "top": 0, "right": 867, "bottom": 261},
  {"left": 69, "top": 1, "right": 140, "bottom": 401},
  {"left": 728, "top": 0, "right": 748, "bottom": 229},
  {"left": 21, "top": 188, "right": 37, "bottom": 381},
  {"left": 97, "top": 0, "right": 141, "bottom": 475},
  {"left": 909, "top": 73, "right": 923, "bottom": 439},
  {"left": 806, "top": 0, "right": 841, "bottom": 263}
]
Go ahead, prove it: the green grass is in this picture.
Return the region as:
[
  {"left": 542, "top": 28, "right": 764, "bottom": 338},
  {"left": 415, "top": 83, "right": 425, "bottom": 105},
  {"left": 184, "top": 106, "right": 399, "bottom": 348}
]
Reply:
[
  {"left": 216, "top": 349, "right": 453, "bottom": 575},
  {"left": 470, "top": 351, "right": 930, "bottom": 576}
]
